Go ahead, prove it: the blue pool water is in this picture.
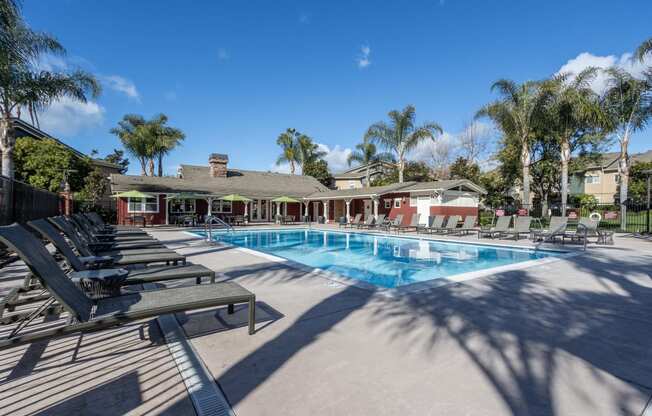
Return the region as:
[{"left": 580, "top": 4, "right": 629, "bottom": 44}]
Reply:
[{"left": 198, "top": 229, "right": 559, "bottom": 288}]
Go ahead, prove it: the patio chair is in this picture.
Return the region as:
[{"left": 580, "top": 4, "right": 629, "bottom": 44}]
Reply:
[
  {"left": 417, "top": 216, "right": 434, "bottom": 234},
  {"left": 338, "top": 216, "right": 348, "bottom": 227},
  {"left": 49, "top": 217, "right": 186, "bottom": 266},
  {"left": 500, "top": 216, "right": 532, "bottom": 240},
  {"left": 71, "top": 214, "right": 156, "bottom": 243},
  {"left": 422, "top": 215, "right": 445, "bottom": 234},
  {"left": 531, "top": 216, "right": 567, "bottom": 242},
  {"left": 0, "top": 223, "right": 256, "bottom": 349},
  {"left": 86, "top": 212, "right": 142, "bottom": 232},
  {"left": 452, "top": 216, "right": 478, "bottom": 236},
  {"left": 344, "top": 214, "right": 362, "bottom": 228},
  {"left": 80, "top": 213, "right": 147, "bottom": 236},
  {"left": 387, "top": 214, "right": 404, "bottom": 232},
  {"left": 367, "top": 214, "right": 386, "bottom": 230},
  {"left": 434, "top": 215, "right": 461, "bottom": 234},
  {"left": 397, "top": 214, "right": 420, "bottom": 233},
  {"left": 563, "top": 218, "right": 614, "bottom": 246},
  {"left": 478, "top": 215, "right": 511, "bottom": 239},
  {"left": 357, "top": 216, "right": 375, "bottom": 229},
  {"left": 29, "top": 219, "right": 215, "bottom": 285}
]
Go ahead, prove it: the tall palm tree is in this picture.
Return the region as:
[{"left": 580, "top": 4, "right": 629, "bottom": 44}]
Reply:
[
  {"left": 635, "top": 37, "right": 652, "bottom": 63},
  {"left": 544, "top": 68, "right": 605, "bottom": 214},
  {"left": 347, "top": 140, "right": 395, "bottom": 187},
  {"left": 0, "top": 5, "right": 100, "bottom": 178},
  {"left": 365, "top": 105, "right": 442, "bottom": 183},
  {"left": 145, "top": 114, "right": 184, "bottom": 177},
  {"left": 295, "top": 134, "right": 326, "bottom": 174},
  {"left": 276, "top": 128, "right": 299, "bottom": 174},
  {"left": 476, "top": 80, "right": 550, "bottom": 207},
  {"left": 601, "top": 67, "right": 652, "bottom": 213},
  {"left": 110, "top": 115, "right": 149, "bottom": 175}
]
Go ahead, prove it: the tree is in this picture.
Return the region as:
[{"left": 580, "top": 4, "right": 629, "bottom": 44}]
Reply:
[
  {"left": 78, "top": 167, "right": 108, "bottom": 206},
  {"left": 104, "top": 149, "right": 129, "bottom": 174},
  {"left": 346, "top": 140, "right": 395, "bottom": 187},
  {"left": 449, "top": 157, "right": 481, "bottom": 184},
  {"left": 457, "top": 121, "right": 491, "bottom": 163},
  {"left": 635, "top": 37, "right": 652, "bottom": 63},
  {"left": 601, "top": 68, "right": 652, "bottom": 210},
  {"left": 544, "top": 68, "right": 606, "bottom": 214},
  {"left": 428, "top": 138, "right": 453, "bottom": 179},
  {"left": 479, "top": 170, "right": 512, "bottom": 208},
  {"left": 476, "top": 79, "right": 550, "bottom": 207},
  {"left": 111, "top": 114, "right": 149, "bottom": 175},
  {"left": 276, "top": 128, "right": 299, "bottom": 175},
  {"left": 303, "top": 159, "right": 331, "bottom": 186},
  {"left": 371, "top": 161, "right": 432, "bottom": 186},
  {"left": 13, "top": 136, "right": 90, "bottom": 192},
  {"left": 365, "top": 105, "right": 442, "bottom": 183},
  {"left": 145, "top": 114, "right": 184, "bottom": 176},
  {"left": 0, "top": 6, "right": 100, "bottom": 178},
  {"left": 629, "top": 161, "right": 652, "bottom": 202},
  {"left": 295, "top": 134, "right": 325, "bottom": 174}
]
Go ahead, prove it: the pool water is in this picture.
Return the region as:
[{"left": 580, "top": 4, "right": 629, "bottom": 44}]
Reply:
[{"left": 199, "top": 229, "right": 559, "bottom": 288}]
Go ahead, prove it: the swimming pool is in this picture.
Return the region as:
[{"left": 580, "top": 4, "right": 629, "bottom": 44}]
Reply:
[{"left": 197, "top": 229, "right": 561, "bottom": 289}]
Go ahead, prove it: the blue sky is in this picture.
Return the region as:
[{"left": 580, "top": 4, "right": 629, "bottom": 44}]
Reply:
[{"left": 24, "top": 0, "right": 652, "bottom": 175}]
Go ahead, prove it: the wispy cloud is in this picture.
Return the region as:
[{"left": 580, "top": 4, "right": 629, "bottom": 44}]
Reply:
[
  {"left": 316, "top": 143, "right": 352, "bottom": 173},
  {"left": 356, "top": 44, "right": 371, "bottom": 69},
  {"left": 101, "top": 75, "right": 140, "bottom": 101},
  {"left": 218, "top": 48, "right": 229, "bottom": 61},
  {"left": 39, "top": 96, "right": 105, "bottom": 136}
]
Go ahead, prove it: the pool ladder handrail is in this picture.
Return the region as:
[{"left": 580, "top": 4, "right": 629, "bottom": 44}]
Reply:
[{"left": 204, "top": 215, "right": 234, "bottom": 243}]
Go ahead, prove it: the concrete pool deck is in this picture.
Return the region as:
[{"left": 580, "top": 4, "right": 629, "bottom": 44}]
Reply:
[{"left": 2, "top": 225, "right": 652, "bottom": 415}]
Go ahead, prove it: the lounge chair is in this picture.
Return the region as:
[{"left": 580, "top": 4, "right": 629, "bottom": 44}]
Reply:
[
  {"left": 531, "top": 216, "right": 567, "bottom": 242},
  {"left": 357, "top": 216, "right": 375, "bottom": 229},
  {"left": 0, "top": 223, "right": 256, "bottom": 349},
  {"left": 500, "top": 216, "right": 532, "bottom": 240},
  {"left": 367, "top": 214, "right": 386, "bottom": 230},
  {"left": 345, "top": 214, "right": 362, "bottom": 228},
  {"left": 73, "top": 214, "right": 152, "bottom": 240},
  {"left": 422, "top": 215, "right": 445, "bottom": 234},
  {"left": 478, "top": 215, "right": 511, "bottom": 239},
  {"left": 85, "top": 212, "right": 143, "bottom": 233},
  {"left": 29, "top": 219, "right": 215, "bottom": 285},
  {"left": 417, "top": 216, "right": 434, "bottom": 234},
  {"left": 386, "top": 214, "right": 404, "bottom": 232},
  {"left": 563, "top": 218, "right": 614, "bottom": 245},
  {"left": 452, "top": 216, "right": 478, "bottom": 236},
  {"left": 49, "top": 217, "right": 186, "bottom": 266},
  {"left": 80, "top": 213, "right": 147, "bottom": 236},
  {"left": 434, "top": 215, "right": 461, "bottom": 234},
  {"left": 397, "top": 214, "right": 420, "bottom": 233}
]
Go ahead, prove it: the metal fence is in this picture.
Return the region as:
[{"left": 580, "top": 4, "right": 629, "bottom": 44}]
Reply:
[
  {"left": 480, "top": 201, "right": 651, "bottom": 233},
  {"left": 0, "top": 175, "right": 62, "bottom": 225}
]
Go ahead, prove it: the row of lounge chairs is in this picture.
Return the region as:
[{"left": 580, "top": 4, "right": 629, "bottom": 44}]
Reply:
[
  {"left": 336, "top": 212, "right": 614, "bottom": 245},
  {"left": 0, "top": 212, "right": 256, "bottom": 349}
]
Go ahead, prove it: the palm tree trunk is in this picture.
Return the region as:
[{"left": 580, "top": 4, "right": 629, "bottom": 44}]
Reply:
[
  {"left": 157, "top": 154, "right": 163, "bottom": 177},
  {"left": 148, "top": 159, "right": 155, "bottom": 176},
  {"left": 365, "top": 165, "right": 370, "bottom": 187},
  {"left": 0, "top": 116, "right": 15, "bottom": 178},
  {"left": 290, "top": 161, "right": 295, "bottom": 175},
  {"left": 619, "top": 133, "right": 630, "bottom": 230},
  {"left": 560, "top": 140, "right": 570, "bottom": 216},
  {"left": 520, "top": 140, "right": 531, "bottom": 209},
  {"left": 139, "top": 157, "right": 147, "bottom": 176},
  {"left": 398, "top": 158, "right": 404, "bottom": 183}
]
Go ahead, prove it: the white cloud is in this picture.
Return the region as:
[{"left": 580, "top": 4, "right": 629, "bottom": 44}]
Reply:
[
  {"left": 101, "top": 75, "right": 140, "bottom": 101},
  {"left": 409, "top": 131, "right": 455, "bottom": 162},
  {"left": 218, "top": 48, "right": 229, "bottom": 61},
  {"left": 357, "top": 45, "right": 371, "bottom": 69},
  {"left": 316, "top": 143, "right": 352, "bottom": 173},
  {"left": 557, "top": 51, "right": 652, "bottom": 94},
  {"left": 270, "top": 162, "right": 292, "bottom": 174},
  {"left": 38, "top": 96, "right": 105, "bottom": 136}
]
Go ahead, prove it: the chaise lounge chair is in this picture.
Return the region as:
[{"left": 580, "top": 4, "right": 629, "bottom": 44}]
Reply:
[
  {"left": 397, "top": 214, "right": 420, "bottom": 233},
  {"left": 563, "top": 218, "right": 614, "bottom": 245},
  {"left": 434, "top": 215, "right": 461, "bottom": 234},
  {"left": 86, "top": 211, "right": 144, "bottom": 232},
  {"left": 452, "top": 216, "right": 478, "bottom": 236},
  {"left": 478, "top": 215, "right": 511, "bottom": 239},
  {"left": 344, "top": 214, "right": 361, "bottom": 228},
  {"left": 421, "top": 215, "right": 445, "bottom": 234},
  {"left": 80, "top": 213, "right": 148, "bottom": 236},
  {"left": 357, "top": 216, "right": 375, "bottom": 229},
  {"left": 499, "top": 216, "right": 532, "bottom": 240},
  {"left": 531, "top": 216, "right": 567, "bottom": 242},
  {"left": 386, "top": 214, "right": 404, "bottom": 232},
  {"left": 72, "top": 214, "right": 154, "bottom": 242},
  {"left": 367, "top": 214, "right": 386, "bottom": 230},
  {"left": 0, "top": 223, "right": 256, "bottom": 349},
  {"left": 417, "top": 216, "right": 434, "bottom": 234}
]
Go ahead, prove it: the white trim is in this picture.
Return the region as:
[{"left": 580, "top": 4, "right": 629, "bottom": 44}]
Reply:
[{"left": 127, "top": 196, "right": 159, "bottom": 213}]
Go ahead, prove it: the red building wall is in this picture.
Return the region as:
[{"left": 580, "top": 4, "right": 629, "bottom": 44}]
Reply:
[{"left": 117, "top": 194, "right": 167, "bottom": 226}]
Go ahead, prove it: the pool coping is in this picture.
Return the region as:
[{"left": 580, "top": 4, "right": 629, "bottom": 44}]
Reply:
[{"left": 184, "top": 228, "right": 580, "bottom": 296}]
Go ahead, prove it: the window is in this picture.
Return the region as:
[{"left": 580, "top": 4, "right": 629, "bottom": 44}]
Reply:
[
  {"left": 211, "top": 199, "right": 233, "bottom": 213},
  {"left": 170, "top": 199, "right": 195, "bottom": 213},
  {"left": 394, "top": 198, "right": 401, "bottom": 208},
  {"left": 128, "top": 197, "right": 159, "bottom": 213},
  {"left": 585, "top": 175, "right": 600, "bottom": 184},
  {"left": 409, "top": 196, "right": 417, "bottom": 207},
  {"left": 384, "top": 200, "right": 391, "bottom": 209},
  {"left": 614, "top": 174, "right": 620, "bottom": 183}
]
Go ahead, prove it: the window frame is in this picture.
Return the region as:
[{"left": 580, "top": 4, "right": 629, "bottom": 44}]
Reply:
[
  {"left": 127, "top": 196, "right": 159, "bottom": 213},
  {"left": 384, "top": 199, "right": 391, "bottom": 209},
  {"left": 394, "top": 198, "right": 401, "bottom": 208},
  {"left": 211, "top": 199, "right": 233, "bottom": 213},
  {"left": 169, "top": 199, "right": 196, "bottom": 214}
]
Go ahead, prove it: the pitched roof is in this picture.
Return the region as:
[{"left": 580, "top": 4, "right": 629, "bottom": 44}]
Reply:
[
  {"left": 110, "top": 168, "right": 329, "bottom": 199},
  {"left": 332, "top": 161, "right": 395, "bottom": 179},
  {"left": 401, "top": 179, "right": 487, "bottom": 194},
  {"left": 304, "top": 179, "right": 486, "bottom": 199},
  {"left": 576, "top": 150, "right": 652, "bottom": 172}
]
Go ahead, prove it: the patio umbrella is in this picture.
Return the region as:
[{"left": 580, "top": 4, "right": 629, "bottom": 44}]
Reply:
[
  {"left": 111, "top": 190, "right": 154, "bottom": 198},
  {"left": 271, "top": 196, "right": 300, "bottom": 203},
  {"left": 220, "top": 194, "right": 252, "bottom": 202}
]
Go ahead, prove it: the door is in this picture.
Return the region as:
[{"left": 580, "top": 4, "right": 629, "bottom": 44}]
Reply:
[
  {"left": 364, "top": 200, "right": 372, "bottom": 219},
  {"left": 417, "top": 195, "right": 430, "bottom": 225}
]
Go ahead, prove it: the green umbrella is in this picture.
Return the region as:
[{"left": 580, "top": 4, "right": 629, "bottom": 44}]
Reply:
[
  {"left": 112, "top": 190, "right": 154, "bottom": 198},
  {"left": 220, "top": 194, "right": 252, "bottom": 202},
  {"left": 271, "top": 196, "right": 300, "bottom": 203}
]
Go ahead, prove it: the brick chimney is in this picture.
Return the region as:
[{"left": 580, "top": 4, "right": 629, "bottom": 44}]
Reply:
[{"left": 208, "top": 153, "right": 228, "bottom": 178}]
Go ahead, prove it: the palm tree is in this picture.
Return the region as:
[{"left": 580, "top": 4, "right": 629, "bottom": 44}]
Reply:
[
  {"left": 295, "top": 134, "right": 325, "bottom": 174},
  {"left": 600, "top": 67, "right": 652, "bottom": 217},
  {"left": 110, "top": 115, "right": 149, "bottom": 175},
  {"left": 635, "top": 37, "right": 652, "bottom": 63},
  {"left": 276, "top": 128, "right": 299, "bottom": 174},
  {"left": 476, "top": 80, "right": 550, "bottom": 207},
  {"left": 146, "top": 114, "right": 184, "bottom": 177},
  {"left": 0, "top": 5, "right": 100, "bottom": 178},
  {"left": 544, "top": 68, "right": 605, "bottom": 214},
  {"left": 347, "top": 140, "right": 395, "bottom": 187},
  {"left": 364, "top": 105, "right": 442, "bottom": 183}
]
